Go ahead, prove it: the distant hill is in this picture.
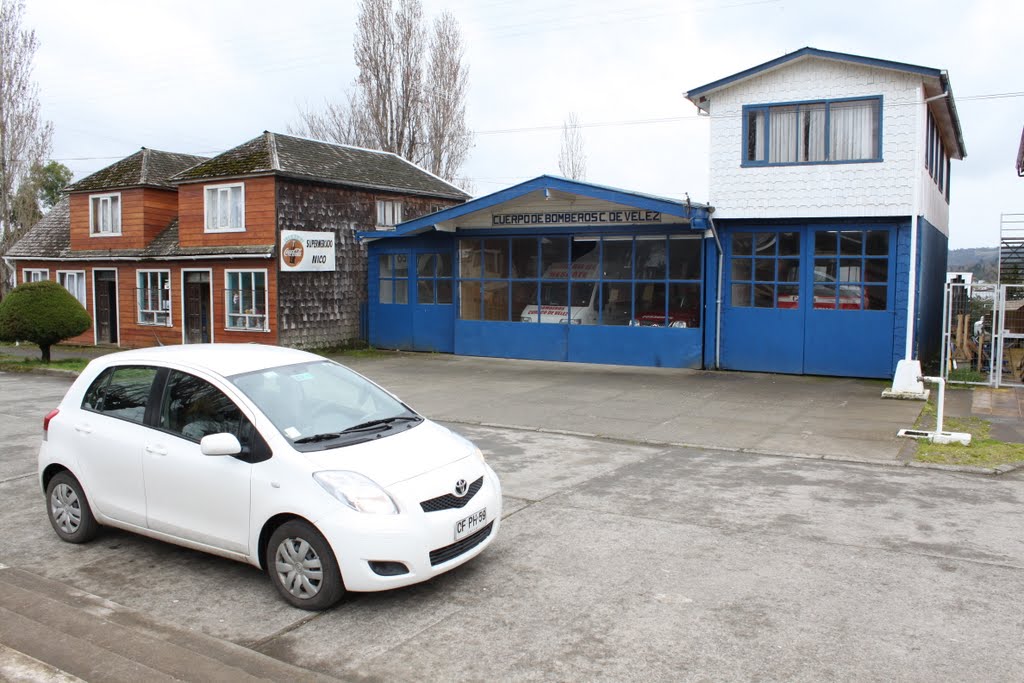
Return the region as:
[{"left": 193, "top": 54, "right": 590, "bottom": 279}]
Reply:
[{"left": 948, "top": 247, "right": 999, "bottom": 282}]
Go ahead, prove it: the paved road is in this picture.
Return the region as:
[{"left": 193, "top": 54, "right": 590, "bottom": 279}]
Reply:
[{"left": 2, "top": 371, "right": 1023, "bottom": 681}]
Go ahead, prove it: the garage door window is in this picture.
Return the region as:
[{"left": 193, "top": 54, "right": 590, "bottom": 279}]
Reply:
[
  {"left": 730, "top": 232, "right": 800, "bottom": 308},
  {"left": 379, "top": 254, "right": 409, "bottom": 304},
  {"left": 416, "top": 253, "right": 453, "bottom": 304},
  {"left": 459, "top": 234, "right": 703, "bottom": 327},
  {"left": 812, "top": 230, "right": 889, "bottom": 310}
]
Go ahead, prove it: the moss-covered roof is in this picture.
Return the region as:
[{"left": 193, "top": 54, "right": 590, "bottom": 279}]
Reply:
[
  {"left": 171, "top": 132, "right": 469, "bottom": 200},
  {"left": 67, "top": 148, "right": 208, "bottom": 192}
]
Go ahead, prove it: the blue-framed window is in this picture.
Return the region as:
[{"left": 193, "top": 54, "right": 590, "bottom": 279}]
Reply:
[
  {"left": 743, "top": 97, "right": 882, "bottom": 166},
  {"left": 415, "top": 252, "right": 453, "bottom": 304},
  {"left": 378, "top": 253, "right": 409, "bottom": 304},
  {"left": 729, "top": 232, "right": 801, "bottom": 308},
  {"left": 457, "top": 234, "right": 703, "bottom": 327},
  {"left": 925, "top": 110, "right": 950, "bottom": 203},
  {"left": 811, "top": 230, "right": 889, "bottom": 311}
]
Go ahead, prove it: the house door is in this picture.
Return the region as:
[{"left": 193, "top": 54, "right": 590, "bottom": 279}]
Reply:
[
  {"left": 183, "top": 272, "right": 211, "bottom": 344},
  {"left": 94, "top": 270, "right": 118, "bottom": 345}
]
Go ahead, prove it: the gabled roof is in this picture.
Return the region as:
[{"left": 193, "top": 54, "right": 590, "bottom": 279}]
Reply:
[
  {"left": 67, "top": 148, "right": 208, "bottom": 192},
  {"left": 171, "top": 131, "right": 470, "bottom": 200},
  {"left": 361, "top": 175, "right": 709, "bottom": 241},
  {"left": 4, "top": 199, "right": 272, "bottom": 261},
  {"left": 684, "top": 47, "right": 966, "bottom": 160}
]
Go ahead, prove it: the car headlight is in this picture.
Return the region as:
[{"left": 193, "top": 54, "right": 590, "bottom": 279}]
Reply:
[
  {"left": 313, "top": 471, "right": 398, "bottom": 514},
  {"left": 472, "top": 446, "right": 486, "bottom": 464}
]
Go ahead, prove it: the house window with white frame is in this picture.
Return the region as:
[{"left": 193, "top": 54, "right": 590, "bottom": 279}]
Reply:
[
  {"left": 744, "top": 97, "right": 881, "bottom": 165},
  {"left": 376, "top": 200, "right": 403, "bottom": 228},
  {"left": 204, "top": 183, "right": 245, "bottom": 232},
  {"left": 57, "top": 271, "right": 87, "bottom": 306},
  {"left": 225, "top": 270, "right": 268, "bottom": 331},
  {"left": 137, "top": 270, "right": 171, "bottom": 325},
  {"left": 90, "top": 193, "right": 121, "bottom": 235},
  {"left": 23, "top": 268, "right": 48, "bottom": 283}
]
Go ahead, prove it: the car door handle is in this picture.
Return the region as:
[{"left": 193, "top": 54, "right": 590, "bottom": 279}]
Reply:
[
  {"left": 145, "top": 445, "right": 168, "bottom": 456},
  {"left": 74, "top": 424, "right": 93, "bottom": 434}
]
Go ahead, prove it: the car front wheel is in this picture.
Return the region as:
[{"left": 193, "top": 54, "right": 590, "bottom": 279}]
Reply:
[
  {"left": 45, "top": 471, "right": 99, "bottom": 543},
  {"left": 267, "top": 520, "right": 345, "bottom": 611}
]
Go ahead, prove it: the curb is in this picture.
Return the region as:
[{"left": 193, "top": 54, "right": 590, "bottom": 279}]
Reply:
[{"left": 445, "top": 418, "right": 1024, "bottom": 476}]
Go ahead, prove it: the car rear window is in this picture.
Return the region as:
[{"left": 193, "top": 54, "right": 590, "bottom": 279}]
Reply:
[{"left": 82, "top": 366, "right": 158, "bottom": 425}]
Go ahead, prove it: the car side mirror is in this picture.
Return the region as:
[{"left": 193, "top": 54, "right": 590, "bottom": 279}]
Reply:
[{"left": 200, "top": 433, "right": 242, "bottom": 456}]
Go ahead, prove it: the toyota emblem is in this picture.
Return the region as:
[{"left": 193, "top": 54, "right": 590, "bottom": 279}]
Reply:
[{"left": 454, "top": 479, "right": 468, "bottom": 497}]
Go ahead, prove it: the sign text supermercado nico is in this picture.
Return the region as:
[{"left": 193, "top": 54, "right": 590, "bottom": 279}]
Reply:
[{"left": 280, "top": 231, "right": 336, "bottom": 272}]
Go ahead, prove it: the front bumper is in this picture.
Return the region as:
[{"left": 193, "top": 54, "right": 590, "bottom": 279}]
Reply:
[{"left": 314, "top": 461, "right": 502, "bottom": 592}]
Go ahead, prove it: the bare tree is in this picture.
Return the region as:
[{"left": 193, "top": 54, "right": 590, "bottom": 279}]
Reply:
[
  {"left": 0, "top": 0, "right": 52, "bottom": 296},
  {"left": 289, "top": 0, "right": 471, "bottom": 184},
  {"left": 422, "top": 11, "right": 471, "bottom": 184},
  {"left": 558, "top": 112, "right": 586, "bottom": 181}
]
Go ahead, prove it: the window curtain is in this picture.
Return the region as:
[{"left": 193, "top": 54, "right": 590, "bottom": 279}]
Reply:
[
  {"left": 799, "top": 105, "right": 826, "bottom": 162},
  {"left": 768, "top": 106, "right": 797, "bottom": 163},
  {"left": 830, "top": 100, "right": 878, "bottom": 160}
]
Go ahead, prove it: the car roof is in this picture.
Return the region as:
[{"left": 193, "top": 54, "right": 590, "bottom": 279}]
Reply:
[{"left": 91, "top": 344, "right": 325, "bottom": 378}]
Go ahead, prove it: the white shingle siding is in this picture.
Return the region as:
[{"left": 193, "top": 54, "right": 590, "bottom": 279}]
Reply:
[{"left": 706, "top": 59, "right": 944, "bottom": 227}]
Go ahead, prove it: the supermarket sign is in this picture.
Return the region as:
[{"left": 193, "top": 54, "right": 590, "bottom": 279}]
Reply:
[{"left": 280, "top": 231, "right": 336, "bottom": 272}]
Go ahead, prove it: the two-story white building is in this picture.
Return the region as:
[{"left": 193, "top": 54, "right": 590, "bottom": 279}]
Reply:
[
  {"left": 358, "top": 48, "right": 964, "bottom": 378},
  {"left": 686, "top": 47, "right": 965, "bottom": 377}
]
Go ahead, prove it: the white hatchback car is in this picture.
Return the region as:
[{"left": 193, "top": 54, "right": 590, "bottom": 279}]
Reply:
[{"left": 38, "top": 344, "right": 501, "bottom": 610}]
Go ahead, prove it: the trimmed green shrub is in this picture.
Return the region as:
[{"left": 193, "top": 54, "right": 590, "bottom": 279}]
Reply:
[{"left": 0, "top": 280, "right": 91, "bottom": 362}]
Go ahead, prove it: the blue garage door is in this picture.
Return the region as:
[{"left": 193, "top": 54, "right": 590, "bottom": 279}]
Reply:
[
  {"left": 453, "top": 234, "right": 705, "bottom": 367},
  {"left": 371, "top": 250, "right": 455, "bottom": 352},
  {"left": 721, "top": 227, "right": 895, "bottom": 378}
]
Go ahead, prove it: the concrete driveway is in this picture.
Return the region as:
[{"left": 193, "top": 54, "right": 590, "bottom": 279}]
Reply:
[
  {"left": 338, "top": 353, "right": 924, "bottom": 462},
  {"left": 2, "top": 369, "right": 1023, "bottom": 681}
]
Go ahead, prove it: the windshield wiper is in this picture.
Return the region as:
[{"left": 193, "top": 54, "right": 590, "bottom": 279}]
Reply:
[
  {"left": 340, "top": 415, "right": 421, "bottom": 434},
  {"left": 293, "top": 432, "right": 343, "bottom": 444}
]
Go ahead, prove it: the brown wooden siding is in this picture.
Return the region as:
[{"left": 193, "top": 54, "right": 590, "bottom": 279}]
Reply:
[
  {"left": 177, "top": 176, "right": 277, "bottom": 249},
  {"left": 142, "top": 188, "right": 179, "bottom": 243},
  {"left": 68, "top": 188, "right": 179, "bottom": 252},
  {"left": 7, "top": 258, "right": 278, "bottom": 349}
]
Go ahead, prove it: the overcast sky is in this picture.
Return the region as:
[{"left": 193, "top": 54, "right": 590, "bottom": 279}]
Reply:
[{"left": 25, "top": 0, "right": 1022, "bottom": 249}]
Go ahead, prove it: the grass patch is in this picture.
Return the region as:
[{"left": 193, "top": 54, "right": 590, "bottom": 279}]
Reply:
[
  {"left": 313, "top": 345, "right": 390, "bottom": 359},
  {"left": 0, "top": 354, "right": 89, "bottom": 373},
  {"left": 912, "top": 396, "right": 1024, "bottom": 468},
  {"left": 947, "top": 367, "right": 989, "bottom": 384}
]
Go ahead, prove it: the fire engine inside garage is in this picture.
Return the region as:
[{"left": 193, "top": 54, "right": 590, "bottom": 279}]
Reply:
[{"left": 362, "top": 176, "right": 716, "bottom": 369}]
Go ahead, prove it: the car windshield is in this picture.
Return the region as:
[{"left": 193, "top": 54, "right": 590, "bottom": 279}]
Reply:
[{"left": 229, "top": 360, "right": 418, "bottom": 448}]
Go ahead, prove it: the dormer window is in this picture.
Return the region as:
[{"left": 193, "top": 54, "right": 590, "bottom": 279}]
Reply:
[
  {"left": 377, "top": 200, "right": 403, "bottom": 228},
  {"left": 204, "top": 183, "right": 245, "bottom": 232},
  {"left": 90, "top": 193, "right": 121, "bottom": 236},
  {"left": 743, "top": 97, "right": 881, "bottom": 166}
]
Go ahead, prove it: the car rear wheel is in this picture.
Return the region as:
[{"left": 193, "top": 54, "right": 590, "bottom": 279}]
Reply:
[
  {"left": 46, "top": 471, "right": 99, "bottom": 543},
  {"left": 267, "top": 520, "right": 345, "bottom": 611}
]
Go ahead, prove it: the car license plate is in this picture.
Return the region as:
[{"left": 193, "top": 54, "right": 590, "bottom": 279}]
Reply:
[{"left": 454, "top": 507, "right": 486, "bottom": 541}]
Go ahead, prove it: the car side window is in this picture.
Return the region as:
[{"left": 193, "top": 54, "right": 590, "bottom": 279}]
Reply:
[
  {"left": 82, "top": 366, "right": 158, "bottom": 425},
  {"left": 160, "top": 370, "right": 252, "bottom": 446}
]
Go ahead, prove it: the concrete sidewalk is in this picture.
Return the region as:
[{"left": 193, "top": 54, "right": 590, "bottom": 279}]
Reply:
[
  {"left": 3, "top": 342, "right": 930, "bottom": 462},
  {"left": 338, "top": 352, "right": 924, "bottom": 463}
]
